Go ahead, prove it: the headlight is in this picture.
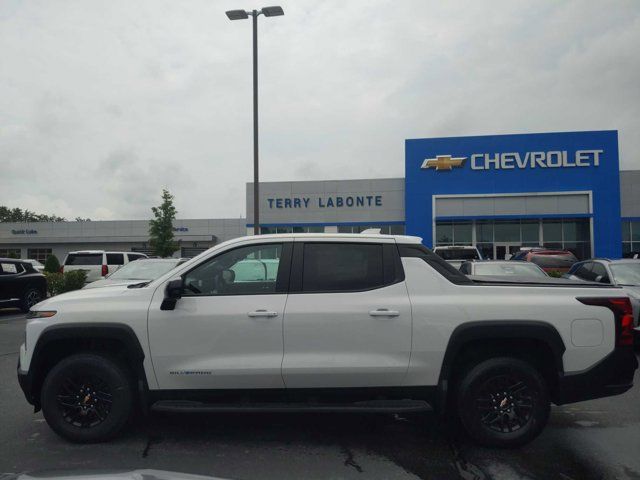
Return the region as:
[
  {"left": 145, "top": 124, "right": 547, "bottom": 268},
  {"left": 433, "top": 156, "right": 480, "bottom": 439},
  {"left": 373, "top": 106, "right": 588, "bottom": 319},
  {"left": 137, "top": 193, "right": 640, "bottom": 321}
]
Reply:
[{"left": 26, "top": 310, "right": 57, "bottom": 319}]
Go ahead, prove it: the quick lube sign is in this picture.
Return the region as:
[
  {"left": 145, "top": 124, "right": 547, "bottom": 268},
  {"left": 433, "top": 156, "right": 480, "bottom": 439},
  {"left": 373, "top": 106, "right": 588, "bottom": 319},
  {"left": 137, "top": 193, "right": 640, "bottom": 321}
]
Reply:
[{"left": 470, "top": 149, "right": 603, "bottom": 170}]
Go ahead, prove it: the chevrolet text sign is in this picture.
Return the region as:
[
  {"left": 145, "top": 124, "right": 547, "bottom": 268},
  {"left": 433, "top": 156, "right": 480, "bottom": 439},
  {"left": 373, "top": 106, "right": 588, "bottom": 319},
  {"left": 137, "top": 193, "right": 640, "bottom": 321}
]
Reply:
[
  {"left": 405, "top": 130, "right": 621, "bottom": 258},
  {"left": 470, "top": 149, "right": 603, "bottom": 170},
  {"left": 421, "top": 150, "right": 603, "bottom": 171}
]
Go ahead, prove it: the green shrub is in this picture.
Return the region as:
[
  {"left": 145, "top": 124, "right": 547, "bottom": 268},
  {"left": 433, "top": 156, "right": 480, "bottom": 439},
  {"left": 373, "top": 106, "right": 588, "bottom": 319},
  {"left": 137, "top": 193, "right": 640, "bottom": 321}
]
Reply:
[
  {"left": 547, "top": 270, "right": 563, "bottom": 278},
  {"left": 44, "top": 272, "right": 64, "bottom": 296},
  {"left": 63, "top": 270, "right": 87, "bottom": 292},
  {"left": 44, "top": 270, "right": 88, "bottom": 296},
  {"left": 44, "top": 254, "right": 61, "bottom": 273}
]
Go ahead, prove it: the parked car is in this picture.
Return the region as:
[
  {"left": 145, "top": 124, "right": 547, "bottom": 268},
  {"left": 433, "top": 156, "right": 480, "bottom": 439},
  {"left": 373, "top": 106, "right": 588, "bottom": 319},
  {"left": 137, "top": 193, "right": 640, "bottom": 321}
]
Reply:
[
  {"left": 18, "top": 233, "right": 637, "bottom": 448},
  {"left": 460, "top": 260, "right": 549, "bottom": 278},
  {"left": 83, "top": 258, "right": 189, "bottom": 289},
  {"left": 564, "top": 259, "right": 640, "bottom": 330},
  {"left": 61, "top": 251, "right": 148, "bottom": 283},
  {"left": 0, "top": 258, "right": 47, "bottom": 312},
  {"left": 513, "top": 248, "right": 578, "bottom": 273},
  {"left": 433, "top": 245, "right": 483, "bottom": 269},
  {"left": 23, "top": 259, "right": 45, "bottom": 273}
]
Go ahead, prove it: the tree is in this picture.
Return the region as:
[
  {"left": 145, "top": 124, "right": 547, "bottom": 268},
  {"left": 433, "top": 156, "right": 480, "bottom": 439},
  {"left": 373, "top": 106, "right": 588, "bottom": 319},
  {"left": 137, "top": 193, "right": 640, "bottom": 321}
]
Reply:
[
  {"left": 149, "top": 189, "right": 178, "bottom": 258},
  {"left": 44, "top": 254, "right": 61, "bottom": 273},
  {"left": 0, "top": 205, "right": 65, "bottom": 222}
]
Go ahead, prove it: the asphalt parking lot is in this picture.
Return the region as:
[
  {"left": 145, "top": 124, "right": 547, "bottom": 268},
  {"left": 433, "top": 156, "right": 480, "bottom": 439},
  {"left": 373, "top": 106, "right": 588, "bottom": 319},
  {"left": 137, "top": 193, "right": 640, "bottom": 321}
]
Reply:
[{"left": 1, "top": 309, "right": 639, "bottom": 480}]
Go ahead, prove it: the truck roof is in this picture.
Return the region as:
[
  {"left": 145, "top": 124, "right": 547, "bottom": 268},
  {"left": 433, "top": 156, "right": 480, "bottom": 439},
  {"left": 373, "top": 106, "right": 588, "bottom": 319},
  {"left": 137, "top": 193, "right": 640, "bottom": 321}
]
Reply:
[{"left": 239, "top": 233, "right": 423, "bottom": 243}]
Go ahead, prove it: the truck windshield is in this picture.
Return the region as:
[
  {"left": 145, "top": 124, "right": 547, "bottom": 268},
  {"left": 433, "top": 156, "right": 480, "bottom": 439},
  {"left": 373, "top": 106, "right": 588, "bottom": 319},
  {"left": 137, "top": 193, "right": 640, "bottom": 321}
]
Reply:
[
  {"left": 108, "top": 260, "right": 180, "bottom": 280},
  {"left": 436, "top": 249, "right": 480, "bottom": 260},
  {"left": 474, "top": 263, "right": 548, "bottom": 277},
  {"left": 610, "top": 263, "right": 640, "bottom": 286}
]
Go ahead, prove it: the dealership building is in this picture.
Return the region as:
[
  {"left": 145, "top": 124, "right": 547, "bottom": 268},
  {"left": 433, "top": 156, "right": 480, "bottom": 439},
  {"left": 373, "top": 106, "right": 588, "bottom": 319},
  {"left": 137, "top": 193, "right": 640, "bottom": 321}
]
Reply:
[{"left": 2, "top": 130, "right": 638, "bottom": 262}]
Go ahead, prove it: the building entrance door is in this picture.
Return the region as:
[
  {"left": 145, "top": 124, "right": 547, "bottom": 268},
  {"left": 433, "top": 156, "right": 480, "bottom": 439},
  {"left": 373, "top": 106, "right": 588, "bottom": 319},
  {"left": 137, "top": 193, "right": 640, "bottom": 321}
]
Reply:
[{"left": 495, "top": 243, "right": 521, "bottom": 260}]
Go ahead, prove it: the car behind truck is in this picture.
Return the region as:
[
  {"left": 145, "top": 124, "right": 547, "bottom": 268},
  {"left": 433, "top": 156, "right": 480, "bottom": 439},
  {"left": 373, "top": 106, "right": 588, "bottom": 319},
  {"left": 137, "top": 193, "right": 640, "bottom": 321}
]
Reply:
[{"left": 17, "top": 233, "right": 638, "bottom": 447}]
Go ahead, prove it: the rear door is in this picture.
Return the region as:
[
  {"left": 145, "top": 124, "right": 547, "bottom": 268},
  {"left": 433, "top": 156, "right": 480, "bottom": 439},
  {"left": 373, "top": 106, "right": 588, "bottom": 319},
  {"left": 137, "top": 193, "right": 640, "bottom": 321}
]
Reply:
[
  {"left": 64, "top": 253, "right": 103, "bottom": 282},
  {"left": 281, "top": 239, "right": 412, "bottom": 388}
]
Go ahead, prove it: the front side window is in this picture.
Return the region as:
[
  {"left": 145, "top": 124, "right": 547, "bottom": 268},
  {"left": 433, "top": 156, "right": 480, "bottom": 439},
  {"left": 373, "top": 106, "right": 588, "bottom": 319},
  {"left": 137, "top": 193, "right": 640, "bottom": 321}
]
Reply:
[
  {"left": 590, "top": 263, "right": 610, "bottom": 283},
  {"left": 183, "top": 243, "right": 284, "bottom": 296},
  {"left": 301, "top": 243, "right": 384, "bottom": 292}
]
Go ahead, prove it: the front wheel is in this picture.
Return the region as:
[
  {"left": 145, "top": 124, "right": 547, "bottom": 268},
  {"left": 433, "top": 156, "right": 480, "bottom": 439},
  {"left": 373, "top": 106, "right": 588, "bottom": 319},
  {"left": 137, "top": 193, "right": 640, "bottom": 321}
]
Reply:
[
  {"left": 456, "top": 357, "right": 550, "bottom": 448},
  {"left": 41, "top": 354, "right": 133, "bottom": 443},
  {"left": 20, "top": 288, "right": 42, "bottom": 312}
]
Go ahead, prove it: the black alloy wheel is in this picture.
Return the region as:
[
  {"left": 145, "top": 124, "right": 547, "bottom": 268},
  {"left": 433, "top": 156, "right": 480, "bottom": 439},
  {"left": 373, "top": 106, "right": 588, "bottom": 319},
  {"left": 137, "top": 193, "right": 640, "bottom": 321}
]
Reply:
[
  {"left": 56, "top": 374, "right": 113, "bottom": 428},
  {"left": 456, "top": 357, "right": 550, "bottom": 448},
  {"left": 41, "top": 354, "right": 133, "bottom": 442},
  {"left": 474, "top": 374, "right": 535, "bottom": 434}
]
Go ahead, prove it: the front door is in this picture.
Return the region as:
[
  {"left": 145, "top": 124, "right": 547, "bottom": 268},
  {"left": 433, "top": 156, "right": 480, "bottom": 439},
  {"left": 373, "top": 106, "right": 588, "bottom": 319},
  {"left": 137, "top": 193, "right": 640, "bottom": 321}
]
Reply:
[
  {"left": 148, "top": 242, "right": 291, "bottom": 390},
  {"left": 282, "top": 241, "right": 412, "bottom": 388},
  {"left": 495, "top": 243, "right": 521, "bottom": 260}
]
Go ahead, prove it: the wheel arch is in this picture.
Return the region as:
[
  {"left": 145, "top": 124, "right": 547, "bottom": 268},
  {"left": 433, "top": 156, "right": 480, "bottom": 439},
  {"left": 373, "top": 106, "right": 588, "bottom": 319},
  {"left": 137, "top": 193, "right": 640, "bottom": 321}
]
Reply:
[
  {"left": 436, "top": 320, "right": 566, "bottom": 412},
  {"left": 26, "top": 323, "right": 147, "bottom": 411}
]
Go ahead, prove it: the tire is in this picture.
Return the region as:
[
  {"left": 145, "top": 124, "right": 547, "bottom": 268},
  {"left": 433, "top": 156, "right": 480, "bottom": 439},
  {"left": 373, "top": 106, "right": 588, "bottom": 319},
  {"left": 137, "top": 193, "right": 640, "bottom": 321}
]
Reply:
[
  {"left": 456, "top": 357, "right": 550, "bottom": 448},
  {"left": 20, "top": 288, "right": 42, "bottom": 313},
  {"left": 40, "top": 354, "right": 133, "bottom": 443}
]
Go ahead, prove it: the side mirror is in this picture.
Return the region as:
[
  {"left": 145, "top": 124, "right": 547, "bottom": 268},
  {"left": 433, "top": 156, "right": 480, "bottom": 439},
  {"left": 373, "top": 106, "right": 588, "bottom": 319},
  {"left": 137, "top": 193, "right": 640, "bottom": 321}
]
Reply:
[{"left": 161, "top": 278, "right": 183, "bottom": 311}]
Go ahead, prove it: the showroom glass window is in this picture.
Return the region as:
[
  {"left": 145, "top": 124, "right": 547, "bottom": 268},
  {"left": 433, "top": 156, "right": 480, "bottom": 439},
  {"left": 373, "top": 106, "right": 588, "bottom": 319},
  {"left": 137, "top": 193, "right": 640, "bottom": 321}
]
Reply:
[
  {"left": 183, "top": 243, "right": 283, "bottom": 296},
  {"left": 336, "top": 224, "right": 405, "bottom": 235},
  {"left": 622, "top": 221, "right": 640, "bottom": 256},
  {"left": 27, "top": 248, "right": 52, "bottom": 263}
]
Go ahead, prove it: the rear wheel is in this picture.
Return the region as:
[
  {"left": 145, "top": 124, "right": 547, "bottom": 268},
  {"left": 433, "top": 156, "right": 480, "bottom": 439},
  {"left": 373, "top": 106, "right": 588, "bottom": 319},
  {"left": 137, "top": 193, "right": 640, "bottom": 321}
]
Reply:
[
  {"left": 20, "top": 288, "right": 42, "bottom": 312},
  {"left": 41, "top": 354, "right": 133, "bottom": 443},
  {"left": 456, "top": 357, "right": 550, "bottom": 448}
]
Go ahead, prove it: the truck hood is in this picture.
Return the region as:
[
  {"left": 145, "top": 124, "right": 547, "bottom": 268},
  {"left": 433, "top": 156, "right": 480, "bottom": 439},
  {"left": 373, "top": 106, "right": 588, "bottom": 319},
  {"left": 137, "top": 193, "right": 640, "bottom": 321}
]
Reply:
[
  {"left": 32, "top": 283, "right": 145, "bottom": 310},
  {"left": 83, "top": 278, "right": 150, "bottom": 289}
]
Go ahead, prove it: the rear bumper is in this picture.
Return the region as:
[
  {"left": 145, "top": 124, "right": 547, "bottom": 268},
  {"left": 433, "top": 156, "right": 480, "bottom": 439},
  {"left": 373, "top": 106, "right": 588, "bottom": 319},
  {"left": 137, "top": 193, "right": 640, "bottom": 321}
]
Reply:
[{"left": 555, "top": 347, "right": 638, "bottom": 405}]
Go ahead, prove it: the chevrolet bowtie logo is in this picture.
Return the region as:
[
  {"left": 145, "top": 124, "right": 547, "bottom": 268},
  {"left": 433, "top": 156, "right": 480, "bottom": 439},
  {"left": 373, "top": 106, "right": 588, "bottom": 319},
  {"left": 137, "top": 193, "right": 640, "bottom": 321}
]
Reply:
[{"left": 421, "top": 155, "right": 467, "bottom": 171}]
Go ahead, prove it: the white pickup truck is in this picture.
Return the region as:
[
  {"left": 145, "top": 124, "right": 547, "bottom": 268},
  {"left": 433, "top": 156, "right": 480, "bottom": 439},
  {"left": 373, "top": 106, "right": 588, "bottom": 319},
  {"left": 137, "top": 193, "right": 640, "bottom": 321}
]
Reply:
[{"left": 18, "top": 233, "right": 637, "bottom": 447}]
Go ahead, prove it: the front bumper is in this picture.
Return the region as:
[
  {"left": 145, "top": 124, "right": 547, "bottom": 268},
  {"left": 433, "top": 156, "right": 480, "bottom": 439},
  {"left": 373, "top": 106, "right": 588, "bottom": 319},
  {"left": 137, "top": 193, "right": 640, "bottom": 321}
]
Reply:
[
  {"left": 17, "top": 362, "right": 37, "bottom": 407},
  {"left": 555, "top": 347, "right": 638, "bottom": 405}
]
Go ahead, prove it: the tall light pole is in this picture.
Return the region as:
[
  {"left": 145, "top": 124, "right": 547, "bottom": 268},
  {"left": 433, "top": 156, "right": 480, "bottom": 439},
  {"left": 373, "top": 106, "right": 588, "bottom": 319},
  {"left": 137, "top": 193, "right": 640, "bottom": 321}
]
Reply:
[{"left": 226, "top": 6, "right": 284, "bottom": 235}]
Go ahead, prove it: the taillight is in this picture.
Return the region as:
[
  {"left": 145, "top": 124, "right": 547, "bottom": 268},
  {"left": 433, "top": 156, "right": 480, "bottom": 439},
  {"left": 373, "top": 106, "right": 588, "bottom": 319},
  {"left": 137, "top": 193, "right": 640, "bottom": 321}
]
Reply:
[
  {"left": 102, "top": 264, "right": 108, "bottom": 276},
  {"left": 59, "top": 266, "right": 64, "bottom": 273},
  {"left": 577, "top": 297, "right": 634, "bottom": 347}
]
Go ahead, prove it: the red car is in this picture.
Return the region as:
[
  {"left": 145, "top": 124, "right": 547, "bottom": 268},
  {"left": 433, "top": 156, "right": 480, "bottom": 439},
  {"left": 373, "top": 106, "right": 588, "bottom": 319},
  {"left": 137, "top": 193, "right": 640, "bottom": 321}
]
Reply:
[{"left": 513, "top": 248, "right": 578, "bottom": 273}]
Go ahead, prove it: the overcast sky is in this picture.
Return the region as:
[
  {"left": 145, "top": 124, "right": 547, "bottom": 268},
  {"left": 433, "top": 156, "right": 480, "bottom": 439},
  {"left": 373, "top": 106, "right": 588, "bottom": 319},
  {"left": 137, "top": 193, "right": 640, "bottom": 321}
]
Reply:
[{"left": 1, "top": 0, "right": 639, "bottom": 220}]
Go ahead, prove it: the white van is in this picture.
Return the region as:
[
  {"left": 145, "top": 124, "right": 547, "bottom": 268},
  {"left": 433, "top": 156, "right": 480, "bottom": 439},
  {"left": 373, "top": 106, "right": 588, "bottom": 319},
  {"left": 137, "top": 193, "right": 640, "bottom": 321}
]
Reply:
[{"left": 62, "top": 250, "right": 148, "bottom": 282}]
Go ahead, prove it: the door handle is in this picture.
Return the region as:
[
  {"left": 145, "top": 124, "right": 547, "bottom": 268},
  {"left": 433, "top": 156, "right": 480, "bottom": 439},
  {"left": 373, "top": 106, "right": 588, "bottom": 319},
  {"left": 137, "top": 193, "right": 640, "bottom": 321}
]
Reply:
[
  {"left": 248, "top": 309, "right": 279, "bottom": 318},
  {"left": 369, "top": 308, "right": 400, "bottom": 317}
]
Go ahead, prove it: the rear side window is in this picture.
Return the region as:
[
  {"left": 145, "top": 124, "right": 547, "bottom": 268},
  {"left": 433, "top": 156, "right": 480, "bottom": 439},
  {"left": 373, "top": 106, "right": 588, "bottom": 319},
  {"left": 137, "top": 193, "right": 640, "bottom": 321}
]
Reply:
[
  {"left": 127, "top": 253, "right": 144, "bottom": 262},
  {"left": 302, "top": 243, "right": 383, "bottom": 292},
  {"left": 65, "top": 254, "right": 102, "bottom": 266},
  {"left": 399, "top": 244, "right": 473, "bottom": 285},
  {"left": 107, "top": 253, "right": 124, "bottom": 265},
  {"left": 0, "top": 262, "right": 23, "bottom": 274}
]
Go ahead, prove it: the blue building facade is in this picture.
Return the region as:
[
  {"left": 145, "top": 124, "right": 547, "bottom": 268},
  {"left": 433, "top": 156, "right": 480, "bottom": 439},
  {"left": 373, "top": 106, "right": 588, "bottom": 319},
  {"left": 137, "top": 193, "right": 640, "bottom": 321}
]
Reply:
[{"left": 405, "top": 131, "right": 621, "bottom": 259}]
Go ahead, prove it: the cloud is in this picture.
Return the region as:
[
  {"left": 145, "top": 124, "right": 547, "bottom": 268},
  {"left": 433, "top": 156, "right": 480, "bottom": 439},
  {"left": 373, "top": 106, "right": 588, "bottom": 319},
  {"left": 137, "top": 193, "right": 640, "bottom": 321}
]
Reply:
[{"left": 0, "top": 0, "right": 638, "bottom": 219}]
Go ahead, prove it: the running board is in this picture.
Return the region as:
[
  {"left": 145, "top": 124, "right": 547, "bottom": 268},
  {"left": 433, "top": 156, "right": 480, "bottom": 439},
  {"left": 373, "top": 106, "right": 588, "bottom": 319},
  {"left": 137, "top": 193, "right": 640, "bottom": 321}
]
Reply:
[{"left": 151, "top": 399, "right": 432, "bottom": 414}]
